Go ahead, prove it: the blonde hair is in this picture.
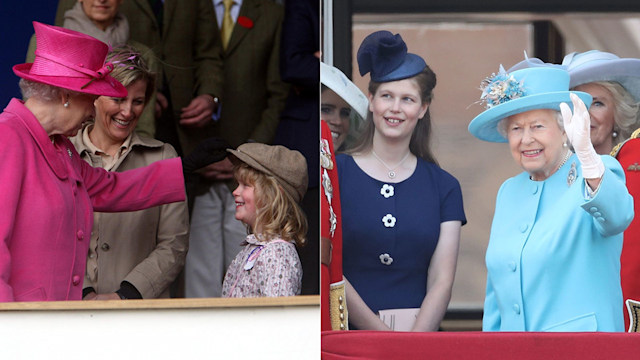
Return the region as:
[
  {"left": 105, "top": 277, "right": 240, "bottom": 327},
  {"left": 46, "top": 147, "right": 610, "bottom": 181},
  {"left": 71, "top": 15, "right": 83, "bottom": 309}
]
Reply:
[
  {"left": 106, "top": 45, "right": 155, "bottom": 104},
  {"left": 590, "top": 81, "right": 640, "bottom": 145},
  {"left": 234, "top": 163, "right": 307, "bottom": 247}
]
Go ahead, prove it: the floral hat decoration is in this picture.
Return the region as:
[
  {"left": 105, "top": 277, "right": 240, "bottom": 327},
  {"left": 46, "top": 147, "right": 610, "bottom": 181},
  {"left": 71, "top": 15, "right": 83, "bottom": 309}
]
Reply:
[
  {"left": 357, "top": 30, "right": 426, "bottom": 82},
  {"left": 468, "top": 64, "right": 592, "bottom": 143}
]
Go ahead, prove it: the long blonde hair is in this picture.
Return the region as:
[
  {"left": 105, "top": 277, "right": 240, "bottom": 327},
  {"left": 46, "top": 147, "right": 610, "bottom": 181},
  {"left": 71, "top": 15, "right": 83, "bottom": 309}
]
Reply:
[{"left": 234, "top": 163, "right": 307, "bottom": 247}]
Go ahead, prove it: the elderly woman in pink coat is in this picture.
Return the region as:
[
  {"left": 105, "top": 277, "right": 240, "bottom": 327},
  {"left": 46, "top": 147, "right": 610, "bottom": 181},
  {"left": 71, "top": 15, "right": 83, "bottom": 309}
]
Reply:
[{"left": 0, "top": 22, "right": 224, "bottom": 302}]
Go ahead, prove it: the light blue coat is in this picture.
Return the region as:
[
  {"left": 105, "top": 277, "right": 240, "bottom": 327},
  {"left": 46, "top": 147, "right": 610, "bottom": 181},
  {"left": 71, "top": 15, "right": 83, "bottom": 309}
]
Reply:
[{"left": 483, "top": 154, "right": 633, "bottom": 332}]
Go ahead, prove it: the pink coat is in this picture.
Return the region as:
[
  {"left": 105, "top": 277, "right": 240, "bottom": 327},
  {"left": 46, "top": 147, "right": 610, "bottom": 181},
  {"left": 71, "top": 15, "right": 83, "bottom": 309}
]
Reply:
[{"left": 0, "top": 99, "right": 186, "bottom": 302}]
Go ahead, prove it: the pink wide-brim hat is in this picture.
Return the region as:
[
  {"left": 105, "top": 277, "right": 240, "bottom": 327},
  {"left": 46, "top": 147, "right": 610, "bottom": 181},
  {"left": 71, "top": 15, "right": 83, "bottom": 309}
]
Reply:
[{"left": 13, "top": 21, "right": 127, "bottom": 98}]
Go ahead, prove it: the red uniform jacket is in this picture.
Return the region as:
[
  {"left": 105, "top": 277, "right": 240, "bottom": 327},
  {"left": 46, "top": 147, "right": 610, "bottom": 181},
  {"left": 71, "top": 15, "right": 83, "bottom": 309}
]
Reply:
[
  {"left": 321, "top": 120, "right": 344, "bottom": 330},
  {"left": 614, "top": 136, "right": 640, "bottom": 330}
]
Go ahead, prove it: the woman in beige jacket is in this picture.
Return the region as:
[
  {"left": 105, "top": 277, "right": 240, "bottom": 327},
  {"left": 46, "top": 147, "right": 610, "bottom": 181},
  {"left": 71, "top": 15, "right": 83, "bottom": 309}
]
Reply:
[{"left": 70, "top": 46, "right": 189, "bottom": 300}]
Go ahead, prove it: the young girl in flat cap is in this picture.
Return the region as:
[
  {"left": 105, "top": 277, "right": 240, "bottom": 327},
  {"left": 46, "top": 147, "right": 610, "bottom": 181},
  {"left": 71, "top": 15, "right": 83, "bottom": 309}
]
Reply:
[{"left": 221, "top": 143, "right": 308, "bottom": 297}]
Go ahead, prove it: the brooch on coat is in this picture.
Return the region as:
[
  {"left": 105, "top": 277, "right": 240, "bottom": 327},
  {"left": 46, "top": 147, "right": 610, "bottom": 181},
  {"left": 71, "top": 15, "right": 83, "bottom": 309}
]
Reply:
[{"left": 567, "top": 162, "right": 576, "bottom": 187}]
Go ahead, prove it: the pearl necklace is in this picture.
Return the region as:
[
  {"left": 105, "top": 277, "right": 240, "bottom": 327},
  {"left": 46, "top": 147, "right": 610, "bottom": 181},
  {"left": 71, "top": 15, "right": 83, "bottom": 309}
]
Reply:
[
  {"left": 371, "top": 149, "right": 411, "bottom": 179},
  {"left": 557, "top": 150, "right": 572, "bottom": 170},
  {"left": 531, "top": 150, "right": 573, "bottom": 181}
]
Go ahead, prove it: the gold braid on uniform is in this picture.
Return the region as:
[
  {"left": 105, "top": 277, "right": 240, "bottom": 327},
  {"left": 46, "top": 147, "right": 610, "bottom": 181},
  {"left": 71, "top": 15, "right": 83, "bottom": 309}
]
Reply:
[{"left": 611, "top": 127, "right": 640, "bottom": 157}]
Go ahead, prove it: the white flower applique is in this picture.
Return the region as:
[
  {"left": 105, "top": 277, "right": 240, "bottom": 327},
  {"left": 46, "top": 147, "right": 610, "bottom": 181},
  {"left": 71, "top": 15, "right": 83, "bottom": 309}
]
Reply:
[
  {"left": 382, "top": 214, "right": 396, "bottom": 228},
  {"left": 380, "top": 184, "right": 394, "bottom": 198},
  {"left": 379, "top": 253, "right": 393, "bottom": 265}
]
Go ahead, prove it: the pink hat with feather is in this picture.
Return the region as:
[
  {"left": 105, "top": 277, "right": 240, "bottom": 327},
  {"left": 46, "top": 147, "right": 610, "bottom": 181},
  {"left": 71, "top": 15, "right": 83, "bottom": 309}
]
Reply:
[{"left": 13, "top": 22, "right": 127, "bottom": 97}]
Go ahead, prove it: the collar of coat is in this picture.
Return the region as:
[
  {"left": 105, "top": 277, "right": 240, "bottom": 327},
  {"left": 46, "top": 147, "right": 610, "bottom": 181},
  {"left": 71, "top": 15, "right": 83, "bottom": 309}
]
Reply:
[{"left": 5, "top": 98, "right": 71, "bottom": 180}]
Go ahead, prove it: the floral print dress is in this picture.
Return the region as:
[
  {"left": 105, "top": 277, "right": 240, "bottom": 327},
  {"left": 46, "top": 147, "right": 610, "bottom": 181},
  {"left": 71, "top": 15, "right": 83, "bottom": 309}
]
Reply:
[{"left": 222, "top": 234, "right": 302, "bottom": 297}]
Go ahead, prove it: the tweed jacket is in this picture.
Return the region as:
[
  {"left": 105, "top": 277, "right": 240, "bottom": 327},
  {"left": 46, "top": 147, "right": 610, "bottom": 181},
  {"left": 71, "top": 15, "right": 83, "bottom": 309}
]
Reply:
[
  {"left": 0, "top": 99, "right": 185, "bottom": 302},
  {"left": 483, "top": 154, "right": 633, "bottom": 332},
  {"left": 70, "top": 127, "right": 189, "bottom": 299},
  {"left": 211, "top": 0, "right": 289, "bottom": 148},
  {"left": 123, "top": 0, "right": 225, "bottom": 155}
]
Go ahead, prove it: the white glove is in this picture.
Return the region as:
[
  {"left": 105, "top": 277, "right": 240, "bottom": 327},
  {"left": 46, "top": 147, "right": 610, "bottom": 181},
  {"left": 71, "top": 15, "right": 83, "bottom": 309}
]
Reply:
[{"left": 560, "top": 93, "right": 605, "bottom": 179}]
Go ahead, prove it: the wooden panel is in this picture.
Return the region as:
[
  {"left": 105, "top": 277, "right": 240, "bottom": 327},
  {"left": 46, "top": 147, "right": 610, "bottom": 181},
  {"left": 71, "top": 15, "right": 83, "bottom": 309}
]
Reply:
[{"left": 0, "top": 295, "right": 320, "bottom": 311}]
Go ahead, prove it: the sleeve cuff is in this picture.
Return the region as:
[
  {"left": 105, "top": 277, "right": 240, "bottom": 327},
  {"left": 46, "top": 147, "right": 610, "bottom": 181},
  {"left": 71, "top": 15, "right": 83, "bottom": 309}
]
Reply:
[
  {"left": 116, "top": 281, "right": 143, "bottom": 300},
  {"left": 82, "top": 287, "right": 96, "bottom": 299}
]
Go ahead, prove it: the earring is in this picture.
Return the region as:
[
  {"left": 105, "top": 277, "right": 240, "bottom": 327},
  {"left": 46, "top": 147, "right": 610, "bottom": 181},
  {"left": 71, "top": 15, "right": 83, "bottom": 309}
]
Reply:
[
  {"left": 613, "top": 131, "right": 619, "bottom": 138},
  {"left": 63, "top": 101, "right": 70, "bottom": 108},
  {"left": 563, "top": 142, "right": 568, "bottom": 148}
]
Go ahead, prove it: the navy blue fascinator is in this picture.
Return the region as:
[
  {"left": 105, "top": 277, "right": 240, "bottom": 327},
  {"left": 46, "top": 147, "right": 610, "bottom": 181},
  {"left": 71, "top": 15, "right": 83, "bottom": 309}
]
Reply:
[{"left": 357, "top": 31, "right": 427, "bottom": 82}]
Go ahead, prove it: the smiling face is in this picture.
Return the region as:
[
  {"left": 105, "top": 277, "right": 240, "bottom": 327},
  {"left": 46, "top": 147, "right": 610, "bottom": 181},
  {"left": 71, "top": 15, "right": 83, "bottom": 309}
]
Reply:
[
  {"left": 80, "top": 0, "right": 123, "bottom": 31},
  {"left": 573, "top": 83, "right": 616, "bottom": 154},
  {"left": 368, "top": 78, "right": 429, "bottom": 143},
  {"left": 232, "top": 180, "right": 258, "bottom": 228},
  {"left": 93, "top": 79, "right": 147, "bottom": 144},
  {"left": 506, "top": 109, "right": 568, "bottom": 181},
  {"left": 321, "top": 88, "right": 351, "bottom": 149}
]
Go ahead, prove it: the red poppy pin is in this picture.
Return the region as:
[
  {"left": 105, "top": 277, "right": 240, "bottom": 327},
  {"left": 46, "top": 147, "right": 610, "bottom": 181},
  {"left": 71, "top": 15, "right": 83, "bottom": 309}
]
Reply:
[{"left": 237, "top": 16, "right": 254, "bottom": 29}]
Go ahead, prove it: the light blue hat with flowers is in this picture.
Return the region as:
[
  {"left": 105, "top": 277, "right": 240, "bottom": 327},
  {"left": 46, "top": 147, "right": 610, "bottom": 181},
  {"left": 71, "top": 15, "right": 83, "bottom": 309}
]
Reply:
[{"left": 468, "top": 65, "right": 592, "bottom": 143}]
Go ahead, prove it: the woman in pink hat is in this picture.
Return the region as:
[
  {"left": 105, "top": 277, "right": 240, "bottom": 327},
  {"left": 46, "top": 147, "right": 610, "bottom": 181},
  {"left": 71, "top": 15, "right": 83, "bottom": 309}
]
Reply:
[
  {"left": 0, "top": 22, "right": 224, "bottom": 302},
  {"left": 26, "top": 0, "right": 158, "bottom": 139}
]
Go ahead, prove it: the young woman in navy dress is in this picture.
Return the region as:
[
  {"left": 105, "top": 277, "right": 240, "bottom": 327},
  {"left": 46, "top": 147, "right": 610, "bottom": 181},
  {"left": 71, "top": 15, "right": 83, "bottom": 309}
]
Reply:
[{"left": 336, "top": 31, "right": 466, "bottom": 331}]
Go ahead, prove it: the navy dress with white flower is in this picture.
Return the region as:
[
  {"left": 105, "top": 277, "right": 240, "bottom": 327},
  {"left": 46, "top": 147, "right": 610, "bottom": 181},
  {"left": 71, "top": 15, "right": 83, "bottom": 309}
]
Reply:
[{"left": 337, "top": 154, "right": 466, "bottom": 321}]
